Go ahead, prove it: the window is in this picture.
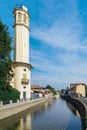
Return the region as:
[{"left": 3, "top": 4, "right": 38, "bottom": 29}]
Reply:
[
  {"left": 18, "top": 12, "right": 21, "bottom": 22},
  {"left": 14, "top": 14, "right": 16, "bottom": 23},
  {"left": 23, "top": 86, "right": 26, "bottom": 89},
  {"left": 23, "top": 91, "right": 26, "bottom": 99},
  {"left": 23, "top": 14, "right": 26, "bottom": 23},
  {"left": 23, "top": 69, "right": 26, "bottom": 72},
  {"left": 23, "top": 73, "right": 27, "bottom": 79}
]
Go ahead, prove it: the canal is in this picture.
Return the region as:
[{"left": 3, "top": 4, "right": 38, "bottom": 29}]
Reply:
[{"left": 0, "top": 98, "right": 82, "bottom": 130}]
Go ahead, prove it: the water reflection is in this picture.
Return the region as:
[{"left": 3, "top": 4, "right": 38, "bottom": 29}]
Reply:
[
  {"left": 67, "top": 102, "right": 87, "bottom": 130},
  {"left": 31, "top": 98, "right": 82, "bottom": 130},
  {"left": 67, "top": 102, "right": 80, "bottom": 118},
  {"left": 0, "top": 110, "right": 32, "bottom": 130},
  {"left": 0, "top": 98, "right": 82, "bottom": 130},
  {"left": 18, "top": 114, "right": 31, "bottom": 130}
]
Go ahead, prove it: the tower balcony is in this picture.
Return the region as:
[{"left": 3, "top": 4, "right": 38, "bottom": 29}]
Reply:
[{"left": 21, "top": 79, "right": 29, "bottom": 84}]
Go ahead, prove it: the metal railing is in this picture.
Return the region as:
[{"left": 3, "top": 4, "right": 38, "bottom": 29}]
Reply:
[{"left": 21, "top": 79, "right": 29, "bottom": 84}]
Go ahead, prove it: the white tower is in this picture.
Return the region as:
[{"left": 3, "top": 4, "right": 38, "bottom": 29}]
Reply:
[{"left": 12, "top": 5, "right": 32, "bottom": 100}]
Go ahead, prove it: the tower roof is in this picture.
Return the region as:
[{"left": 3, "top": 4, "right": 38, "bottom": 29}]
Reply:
[
  {"left": 13, "top": 5, "right": 29, "bottom": 15},
  {"left": 15, "top": 5, "right": 28, "bottom": 11}
]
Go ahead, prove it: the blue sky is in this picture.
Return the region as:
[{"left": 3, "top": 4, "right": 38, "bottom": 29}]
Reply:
[{"left": 0, "top": 0, "right": 87, "bottom": 90}]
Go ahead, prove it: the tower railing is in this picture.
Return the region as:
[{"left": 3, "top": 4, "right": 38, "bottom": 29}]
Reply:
[{"left": 21, "top": 79, "right": 29, "bottom": 84}]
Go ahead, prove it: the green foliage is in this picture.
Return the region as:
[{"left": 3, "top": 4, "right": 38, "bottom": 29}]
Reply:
[
  {"left": 61, "top": 89, "right": 66, "bottom": 94},
  {"left": 0, "top": 19, "right": 13, "bottom": 86},
  {"left": 45, "top": 85, "right": 57, "bottom": 95},
  {"left": 0, "top": 19, "right": 20, "bottom": 102},
  {"left": 0, "top": 87, "right": 20, "bottom": 102}
]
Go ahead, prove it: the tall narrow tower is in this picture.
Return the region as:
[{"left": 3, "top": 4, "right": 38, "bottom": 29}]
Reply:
[{"left": 12, "top": 5, "right": 32, "bottom": 100}]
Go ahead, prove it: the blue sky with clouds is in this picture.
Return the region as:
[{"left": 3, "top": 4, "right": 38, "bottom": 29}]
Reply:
[{"left": 0, "top": 0, "right": 87, "bottom": 90}]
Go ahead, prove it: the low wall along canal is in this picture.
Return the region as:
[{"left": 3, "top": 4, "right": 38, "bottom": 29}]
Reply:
[{"left": 0, "top": 97, "right": 50, "bottom": 120}]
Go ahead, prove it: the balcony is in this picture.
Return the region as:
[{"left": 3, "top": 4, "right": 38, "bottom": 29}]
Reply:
[{"left": 21, "top": 79, "right": 29, "bottom": 84}]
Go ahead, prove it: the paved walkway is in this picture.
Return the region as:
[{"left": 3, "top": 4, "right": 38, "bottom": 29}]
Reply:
[
  {"left": 0, "top": 97, "right": 50, "bottom": 120},
  {"left": 76, "top": 97, "right": 87, "bottom": 105},
  {"left": 0, "top": 98, "right": 47, "bottom": 109}
]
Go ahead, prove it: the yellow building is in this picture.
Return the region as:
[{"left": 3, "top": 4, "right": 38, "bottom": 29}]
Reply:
[
  {"left": 10, "top": 5, "right": 32, "bottom": 100},
  {"left": 70, "top": 83, "right": 86, "bottom": 97}
]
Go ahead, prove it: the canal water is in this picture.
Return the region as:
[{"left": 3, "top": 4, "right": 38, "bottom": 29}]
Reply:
[{"left": 0, "top": 98, "right": 82, "bottom": 130}]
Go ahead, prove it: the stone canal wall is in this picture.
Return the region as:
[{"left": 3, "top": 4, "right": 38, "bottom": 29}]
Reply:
[
  {"left": 62, "top": 97, "right": 86, "bottom": 117},
  {"left": 0, "top": 97, "right": 50, "bottom": 120},
  {"left": 62, "top": 96, "right": 87, "bottom": 129}
]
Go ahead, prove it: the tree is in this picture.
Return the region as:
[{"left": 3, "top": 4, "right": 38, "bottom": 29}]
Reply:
[
  {"left": 0, "top": 19, "right": 20, "bottom": 102},
  {"left": 45, "top": 85, "right": 52, "bottom": 90},
  {"left": 0, "top": 20, "right": 13, "bottom": 89},
  {"left": 45, "top": 85, "right": 57, "bottom": 95}
]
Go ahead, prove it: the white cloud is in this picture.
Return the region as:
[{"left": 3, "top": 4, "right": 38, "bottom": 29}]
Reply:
[
  {"left": 30, "top": 47, "right": 87, "bottom": 89},
  {"left": 30, "top": 0, "right": 87, "bottom": 89}
]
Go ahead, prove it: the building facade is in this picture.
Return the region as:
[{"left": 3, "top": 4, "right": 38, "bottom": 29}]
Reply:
[
  {"left": 70, "top": 83, "right": 86, "bottom": 97},
  {"left": 31, "top": 85, "right": 44, "bottom": 99},
  {"left": 11, "top": 6, "right": 32, "bottom": 100}
]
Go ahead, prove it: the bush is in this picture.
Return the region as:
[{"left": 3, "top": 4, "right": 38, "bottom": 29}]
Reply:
[{"left": 0, "top": 86, "right": 20, "bottom": 103}]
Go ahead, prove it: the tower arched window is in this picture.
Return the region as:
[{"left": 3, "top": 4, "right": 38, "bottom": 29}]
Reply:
[
  {"left": 14, "top": 14, "right": 16, "bottom": 23},
  {"left": 18, "top": 12, "right": 21, "bottom": 22},
  {"left": 23, "top": 14, "right": 26, "bottom": 23}
]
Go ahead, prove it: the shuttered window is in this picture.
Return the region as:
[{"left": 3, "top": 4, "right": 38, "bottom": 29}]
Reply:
[
  {"left": 23, "top": 14, "right": 26, "bottom": 23},
  {"left": 23, "top": 73, "right": 27, "bottom": 79},
  {"left": 18, "top": 12, "right": 21, "bottom": 22}
]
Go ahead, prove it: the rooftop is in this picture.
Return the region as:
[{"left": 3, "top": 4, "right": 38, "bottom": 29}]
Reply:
[
  {"left": 70, "top": 83, "right": 86, "bottom": 88},
  {"left": 15, "top": 5, "right": 28, "bottom": 11},
  {"left": 31, "top": 85, "right": 42, "bottom": 89}
]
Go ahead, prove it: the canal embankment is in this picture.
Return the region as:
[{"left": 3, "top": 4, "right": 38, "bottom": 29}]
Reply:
[
  {"left": 0, "top": 98, "right": 82, "bottom": 130},
  {"left": 0, "top": 97, "right": 51, "bottom": 120},
  {"left": 62, "top": 96, "right": 87, "bottom": 129}
]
